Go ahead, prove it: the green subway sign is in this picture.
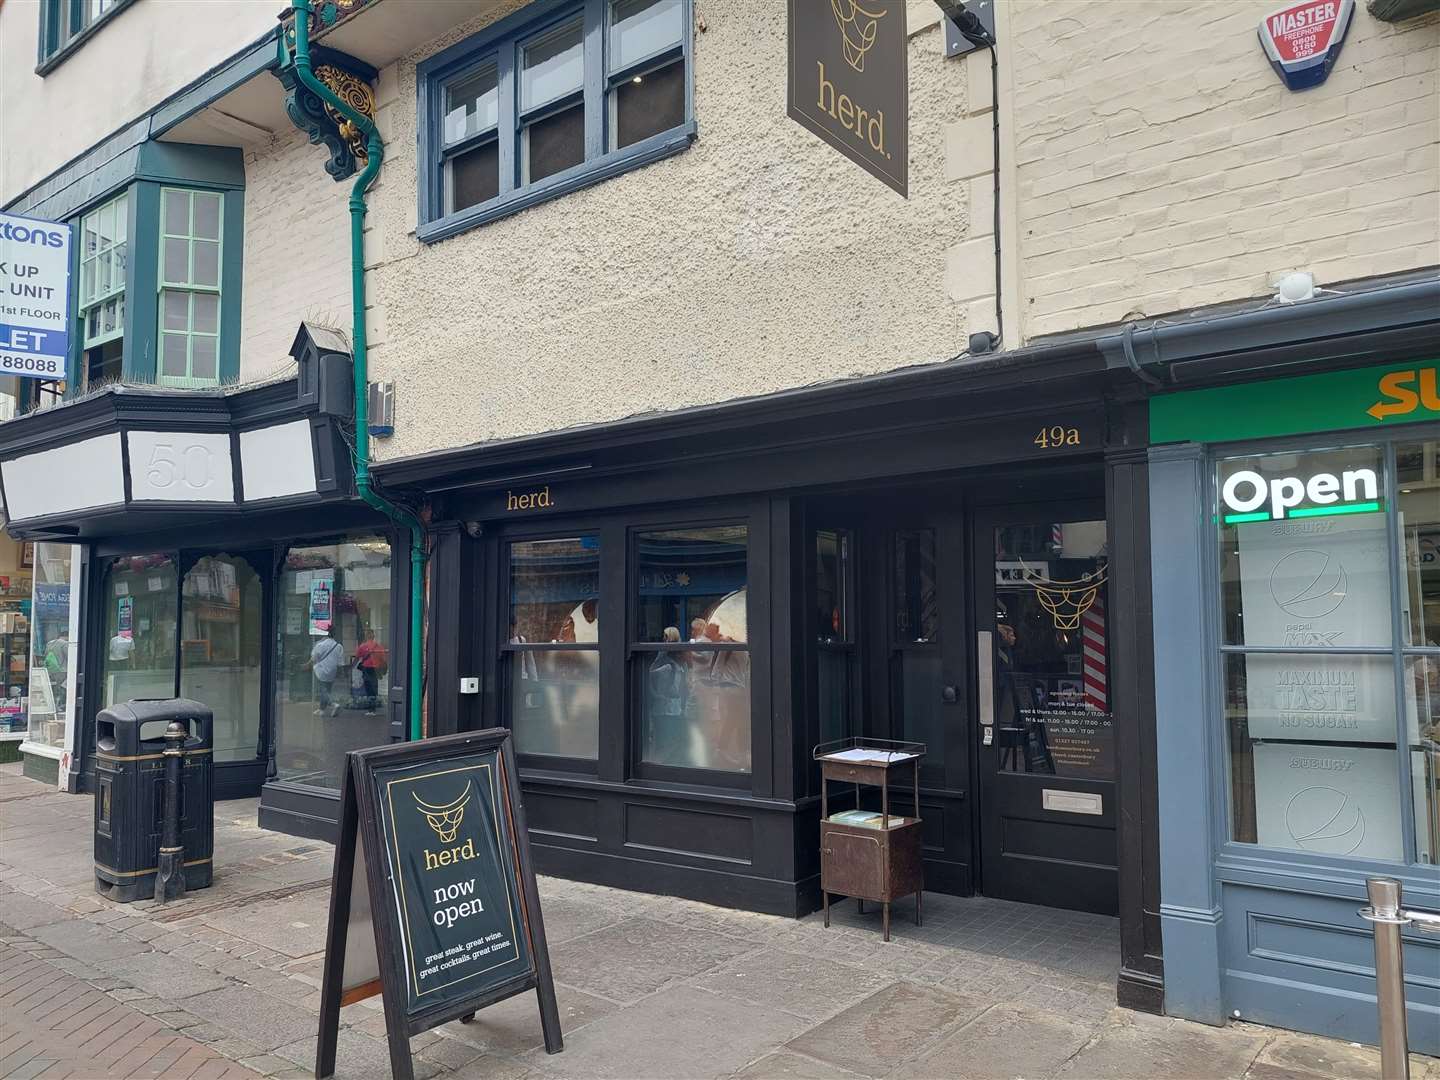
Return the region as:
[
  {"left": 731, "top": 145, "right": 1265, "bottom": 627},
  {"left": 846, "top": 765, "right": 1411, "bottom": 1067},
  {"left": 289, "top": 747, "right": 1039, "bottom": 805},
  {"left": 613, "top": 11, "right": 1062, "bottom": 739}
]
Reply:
[{"left": 1150, "top": 360, "right": 1440, "bottom": 444}]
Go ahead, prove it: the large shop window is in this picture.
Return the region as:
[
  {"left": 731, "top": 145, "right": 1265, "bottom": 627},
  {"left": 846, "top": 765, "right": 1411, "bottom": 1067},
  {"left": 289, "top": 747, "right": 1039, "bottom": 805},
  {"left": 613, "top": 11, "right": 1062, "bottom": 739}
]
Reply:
[
  {"left": 274, "top": 539, "right": 392, "bottom": 790},
  {"left": 815, "top": 529, "right": 854, "bottom": 746},
  {"left": 418, "top": 0, "right": 692, "bottom": 238},
  {"left": 506, "top": 537, "right": 600, "bottom": 761},
  {"left": 1218, "top": 439, "right": 1439, "bottom": 864},
  {"left": 98, "top": 553, "right": 263, "bottom": 763},
  {"left": 29, "top": 544, "right": 78, "bottom": 750},
  {"left": 635, "top": 525, "right": 750, "bottom": 774}
]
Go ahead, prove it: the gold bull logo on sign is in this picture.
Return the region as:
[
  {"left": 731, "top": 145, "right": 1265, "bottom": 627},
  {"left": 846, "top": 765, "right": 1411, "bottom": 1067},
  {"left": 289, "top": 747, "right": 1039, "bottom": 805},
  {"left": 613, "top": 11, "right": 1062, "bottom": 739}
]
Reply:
[
  {"left": 414, "top": 782, "right": 472, "bottom": 843},
  {"left": 830, "top": 0, "right": 887, "bottom": 72}
]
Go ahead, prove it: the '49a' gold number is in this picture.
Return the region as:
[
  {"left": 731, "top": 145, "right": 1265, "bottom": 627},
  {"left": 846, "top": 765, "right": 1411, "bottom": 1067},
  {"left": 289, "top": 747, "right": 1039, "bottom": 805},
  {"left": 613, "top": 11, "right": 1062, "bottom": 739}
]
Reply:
[{"left": 1033, "top": 425, "right": 1081, "bottom": 449}]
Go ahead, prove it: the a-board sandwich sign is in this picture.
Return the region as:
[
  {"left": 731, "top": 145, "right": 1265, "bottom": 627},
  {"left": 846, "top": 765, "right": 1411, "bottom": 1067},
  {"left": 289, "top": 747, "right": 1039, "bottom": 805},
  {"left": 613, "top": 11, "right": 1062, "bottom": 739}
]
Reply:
[
  {"left": 0, "top": 211, "right": 72, "bottom": 381},
  {"left": 316, "top": 729, "right": 562, "bottom": 1080}
]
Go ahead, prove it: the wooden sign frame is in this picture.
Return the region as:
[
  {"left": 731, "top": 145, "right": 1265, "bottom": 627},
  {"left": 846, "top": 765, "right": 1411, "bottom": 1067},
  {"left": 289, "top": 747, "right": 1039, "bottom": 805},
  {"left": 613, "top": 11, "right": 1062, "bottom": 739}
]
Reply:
[{"left": 316, "top": 729, "right": 562, "bottom": 1080}]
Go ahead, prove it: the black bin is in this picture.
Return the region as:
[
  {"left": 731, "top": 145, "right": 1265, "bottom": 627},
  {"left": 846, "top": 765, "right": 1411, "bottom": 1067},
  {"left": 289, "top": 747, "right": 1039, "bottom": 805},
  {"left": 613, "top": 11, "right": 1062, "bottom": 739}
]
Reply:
[{"left": 94, "top": 699, "right": 214, "bottom": 902}]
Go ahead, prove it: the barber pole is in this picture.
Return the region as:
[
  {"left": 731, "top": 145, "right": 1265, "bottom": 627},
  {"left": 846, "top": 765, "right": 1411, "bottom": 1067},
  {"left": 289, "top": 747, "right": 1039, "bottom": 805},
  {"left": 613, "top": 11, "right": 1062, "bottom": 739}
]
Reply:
[{"left": 1082, "top": 598, "right": 1107, "bottom": 712}]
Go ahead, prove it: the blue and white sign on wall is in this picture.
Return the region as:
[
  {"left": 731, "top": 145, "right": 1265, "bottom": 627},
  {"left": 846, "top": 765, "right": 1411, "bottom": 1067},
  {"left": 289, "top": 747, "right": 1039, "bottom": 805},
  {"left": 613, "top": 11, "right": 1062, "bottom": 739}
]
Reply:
[{"left": 0, "top": 212, "right": 71, "bottom": 381}]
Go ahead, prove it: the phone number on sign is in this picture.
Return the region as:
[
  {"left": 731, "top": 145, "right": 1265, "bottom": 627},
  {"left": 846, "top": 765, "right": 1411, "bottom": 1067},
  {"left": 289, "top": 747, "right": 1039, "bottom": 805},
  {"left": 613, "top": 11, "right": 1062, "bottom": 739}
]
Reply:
[{"left": 0, "top": 352, "right": 63, "bottom": 377}]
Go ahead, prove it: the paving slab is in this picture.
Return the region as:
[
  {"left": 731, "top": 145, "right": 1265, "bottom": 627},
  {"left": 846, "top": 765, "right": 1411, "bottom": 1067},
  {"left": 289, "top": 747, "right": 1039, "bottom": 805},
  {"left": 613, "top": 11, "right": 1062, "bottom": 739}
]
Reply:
[
  {"left": 892, "top": 1000, "right": 1094, "bottom": 1079},
  {"left": 1245, "top": 1028, "right": 1437, "bottom": 1080},
  {"left": 547, "top": 915, "right": 752, "bottom": 1004},
  {"left": 196, "top": 898, "right": 329, "bottom": 958},
  {"left": 731, "top": 1050, "right": 868, "bottom": 1079},
  {"left": 274, "top": 1029, "right": 442, "bottom": 1080},
  {"left": 0, "top": 891, "right": 72, "bottom": 931},
  {"left": 1057, "top": 1007, "right": 1267, "bottom": 1080},
  {"left": 784, "top": 981, "right": 987, "bottom": 1078},
  {"left": 25, "top": 917, "right": 153, "bottom": 962},
  {"left": 692, "top": 947, "right": 897, "bottom": 1022},
  {"left": 95, "top": 949, "right": 233, "bottom": 1000},
  {"left": 434, "top": 983, "right": 617, "bottom": 1054},
  {"left": 179, "top": 985, "right": 321, "bottom": 1052},
  {"left": 537, "top": 895, "right": 624, "bottom": 945},
  {"left": 520, "top": 985, "right": 809, "bottom": 1080}
]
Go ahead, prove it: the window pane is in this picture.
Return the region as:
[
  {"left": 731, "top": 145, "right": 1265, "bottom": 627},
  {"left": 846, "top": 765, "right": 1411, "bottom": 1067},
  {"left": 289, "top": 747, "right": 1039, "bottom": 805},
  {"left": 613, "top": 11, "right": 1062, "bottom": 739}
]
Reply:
[
  {"left": 1226, "top": 652, "right": 1400, "bottom": 860},
  {"left": 817, "top": 647, "right": 851, "bottom": 745},
  {"left": 97, "top": 249, "right": 112, "bottom": 294},
  {"left": 192, "top": 240, "right": 220, "bottom": 287},
  {"left": 444, "top": 62, "right": 499, "bottom": 143},
  {"left": 524, "top": 103, "right": 584, "bottom": 184},
  {"left": 96, "top": 202, "right": 115, "bottom": 249},
  {"left": 161, "top": 333, "right": 188, "bottom": 376},
  {"left": 610, "top": 0, "right": 683, "bottom": 69},
  {"left": 1399, "top": 438, "right": 1440, "bottom": 647},
  {"left": 1407, "top": 656, "right": 1439, "bottom": 864},
  {"left": 637, "top": 526, "right": 747, "bottom": 643},
  {"left": 163, "top": 237, "right": 189, "bottom": 282},
  {"left": 521, "top": 16, "right": 584, "bottom": 111},
  {"left": 640, "top": 650, "right": 750, "bottom": 771},
  {"left": 510, "top": 537, "right": 599, "bottom": 643},
  {"left": 275, "top": 539, "right": 392, "bottom": 790},
  {"left": 192, "top": 193, "right": 221, "bottom": 240},
  {"left": 163, "top": 189, "right": 189, "bottom": 235},
  {"left": 112, "top": 239, "right": 127, "bottom": 283},
  {"left": 84, "top": 218, "right": 98, "bottom": 257},
  {"left": 994, "top": 521, "right": 1113, "bottom": 779},
  {"left": 1219, "top": 446, "right": 1389, "bottom": 647},
  {"left": 29, "top": 544, "right": 76, "bottom": 751},
  {"left": 162, "top": 289, "right": 189, "bottom": 331},
  {"left": 102, "top": 300, "right": 116, "bottom": 334},
  {"left": 894, "top": 529, "right": 937, "bottom": 642},
  {"left": 180, "top": 556, "right": 262, "bottom": 763},
  {"left": 816, "top": 529, "right": 849, "bottom": 642},
  {"left": 510, "top": 650, "right": 599, "bottom": 758},
  {"left": 447, "top": 140, "right": 500, "bottom": 213},
  {"left": 114, "top": 196, "right": 127, "bottom": 242},
  {"left": 192, "top": 292, "right": 219, "bottom": 334},
  {"left": 191, "top": 335, "right": 218, "bottom": 381},
  {"left": 81, "top": 260, "right": 95, "bottom": 304},
  {"left": 613, "top": 57, "right": 685, "bottom": 149},
  {"left": 100, "top": 555, "right": 178, "bottom": 710}
]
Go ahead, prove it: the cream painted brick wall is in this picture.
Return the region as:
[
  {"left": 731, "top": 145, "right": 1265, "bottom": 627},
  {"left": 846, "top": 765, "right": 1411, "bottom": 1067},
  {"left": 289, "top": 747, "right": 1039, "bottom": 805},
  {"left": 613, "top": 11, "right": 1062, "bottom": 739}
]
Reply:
[
  {"left": 366, "top": 1, "right": 981, "bottom": 461},
  {"left": 1011, "top": 1, "right": 1440, "bottom": 337},
  {"left": 238, "top": 131, "right": 353, "bottom": 382}
]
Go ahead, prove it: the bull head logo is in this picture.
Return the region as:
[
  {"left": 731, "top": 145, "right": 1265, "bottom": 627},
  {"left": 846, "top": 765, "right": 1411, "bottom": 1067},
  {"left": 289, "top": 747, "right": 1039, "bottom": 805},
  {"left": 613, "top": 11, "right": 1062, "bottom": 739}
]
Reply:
[
  {"left": 414, "top": 782, "right": 472, "bottom": 843},
  {"left": 831, "top": 0, "right": 887, "bottom": 72}
]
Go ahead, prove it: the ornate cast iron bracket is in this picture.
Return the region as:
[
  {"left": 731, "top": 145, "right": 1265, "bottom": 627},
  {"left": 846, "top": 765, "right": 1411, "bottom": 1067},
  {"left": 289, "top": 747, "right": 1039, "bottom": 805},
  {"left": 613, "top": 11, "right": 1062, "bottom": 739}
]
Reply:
[{"left": 275, "top": 31, "right": 379, "bottom": 182}]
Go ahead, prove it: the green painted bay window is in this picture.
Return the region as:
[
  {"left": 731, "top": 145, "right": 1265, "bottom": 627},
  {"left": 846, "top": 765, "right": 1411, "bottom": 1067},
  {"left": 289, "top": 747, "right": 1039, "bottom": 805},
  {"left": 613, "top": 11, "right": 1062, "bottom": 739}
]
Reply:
[
  {"left": 77, "top": 192, "right": 127, "bottom": 388},
  {"left": 157, "top": 188, "right": 223, "bottom": 388}
]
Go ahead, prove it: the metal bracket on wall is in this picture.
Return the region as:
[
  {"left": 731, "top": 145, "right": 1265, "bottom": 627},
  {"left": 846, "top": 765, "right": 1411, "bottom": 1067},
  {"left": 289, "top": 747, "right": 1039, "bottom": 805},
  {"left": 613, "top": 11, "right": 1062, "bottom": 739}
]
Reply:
[
  {"left": 938, "top": 0, "right": 996, "bottom": 58},
  {"left": 273, "top": 43, "right": 379, "bottom": 182}
]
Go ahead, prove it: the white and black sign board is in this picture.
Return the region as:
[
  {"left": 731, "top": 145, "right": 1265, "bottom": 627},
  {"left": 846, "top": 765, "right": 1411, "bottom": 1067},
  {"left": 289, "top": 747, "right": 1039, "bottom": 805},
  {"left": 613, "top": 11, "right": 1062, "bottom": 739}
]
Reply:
[{"left": 316, "top": 729, "right": 562, "bottom": 1080}]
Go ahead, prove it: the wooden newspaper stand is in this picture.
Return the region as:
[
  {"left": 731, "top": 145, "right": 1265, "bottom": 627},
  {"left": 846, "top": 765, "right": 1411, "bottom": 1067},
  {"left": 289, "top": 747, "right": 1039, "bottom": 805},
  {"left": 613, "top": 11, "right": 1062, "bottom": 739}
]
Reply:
[{"left": 814, "top": 738, "right": 925, "bottom": 941}]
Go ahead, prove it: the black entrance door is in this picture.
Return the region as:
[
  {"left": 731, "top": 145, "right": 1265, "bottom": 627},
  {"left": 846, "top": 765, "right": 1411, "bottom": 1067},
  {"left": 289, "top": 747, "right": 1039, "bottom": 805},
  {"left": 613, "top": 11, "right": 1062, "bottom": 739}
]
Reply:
[
  {"left": 865, "top": 509, "right": 973, "bottom": 894},
  {"left": 974, "top": 505, "right": 1118, "bottom": 915}
]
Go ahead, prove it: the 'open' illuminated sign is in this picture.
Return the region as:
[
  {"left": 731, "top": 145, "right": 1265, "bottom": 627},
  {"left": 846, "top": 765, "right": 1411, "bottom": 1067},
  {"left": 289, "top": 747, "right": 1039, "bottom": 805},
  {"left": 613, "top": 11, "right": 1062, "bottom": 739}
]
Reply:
[{"left": 1221, "top": 466, "right": 1379, "bottom": 523}]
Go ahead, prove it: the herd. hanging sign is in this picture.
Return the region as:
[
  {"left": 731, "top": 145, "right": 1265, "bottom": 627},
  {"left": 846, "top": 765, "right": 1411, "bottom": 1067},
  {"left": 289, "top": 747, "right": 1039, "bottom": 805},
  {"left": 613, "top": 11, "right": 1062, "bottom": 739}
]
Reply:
[{"left": 1258, "top": 0, "right": 1354, "bottom": 90}]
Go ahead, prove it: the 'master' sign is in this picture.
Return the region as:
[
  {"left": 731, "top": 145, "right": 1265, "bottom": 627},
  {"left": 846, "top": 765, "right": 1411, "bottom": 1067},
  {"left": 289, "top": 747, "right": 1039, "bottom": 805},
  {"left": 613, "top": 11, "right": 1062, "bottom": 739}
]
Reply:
[{"left": 1258, "top": 0, "right": 1354, "bottom": 90}]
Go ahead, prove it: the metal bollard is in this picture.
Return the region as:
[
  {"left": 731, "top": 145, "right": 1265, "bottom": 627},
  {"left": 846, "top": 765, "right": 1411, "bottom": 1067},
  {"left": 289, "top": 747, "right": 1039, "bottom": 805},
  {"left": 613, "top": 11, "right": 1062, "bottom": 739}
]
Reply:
[
  {"left": 153, "top": 721, "right": 189, "bottom": 904},
  {"left": 1359, "top": 878, "right": 1410, "bottom": 1080}
]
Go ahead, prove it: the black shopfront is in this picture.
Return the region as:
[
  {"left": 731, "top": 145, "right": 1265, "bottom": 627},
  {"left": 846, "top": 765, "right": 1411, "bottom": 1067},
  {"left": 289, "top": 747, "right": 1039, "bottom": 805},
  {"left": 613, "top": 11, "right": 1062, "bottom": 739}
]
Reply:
[
  {"left": 0, "top": 327, "right": 417, "bottom": 837},
  {"left": 380, "top": 346, "right": 1167, "bottom": 1013}
]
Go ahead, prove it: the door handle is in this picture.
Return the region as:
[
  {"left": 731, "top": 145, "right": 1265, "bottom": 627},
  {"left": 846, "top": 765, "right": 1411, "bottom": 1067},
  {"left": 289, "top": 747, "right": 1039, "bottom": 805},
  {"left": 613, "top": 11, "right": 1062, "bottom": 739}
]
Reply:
[
  {"left": 941, "top": 685, "right": 958, "bottom": 704},
  {"left": 977, "top": 630, "right": 994, "bottom": 727}
]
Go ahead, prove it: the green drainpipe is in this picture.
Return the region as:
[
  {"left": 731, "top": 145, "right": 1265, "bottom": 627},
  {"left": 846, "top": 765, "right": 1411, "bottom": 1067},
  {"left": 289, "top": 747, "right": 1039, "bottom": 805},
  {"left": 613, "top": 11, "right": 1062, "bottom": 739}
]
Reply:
[{"left": 287, "top": 0, "right": 426, "bottom": 742}]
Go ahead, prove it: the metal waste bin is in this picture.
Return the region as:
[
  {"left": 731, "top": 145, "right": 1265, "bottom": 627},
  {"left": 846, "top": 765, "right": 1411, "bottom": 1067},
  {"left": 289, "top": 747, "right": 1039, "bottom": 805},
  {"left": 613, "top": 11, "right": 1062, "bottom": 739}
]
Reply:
[{"left": 94, "top": 699, "right": 214, "bottom": 902}]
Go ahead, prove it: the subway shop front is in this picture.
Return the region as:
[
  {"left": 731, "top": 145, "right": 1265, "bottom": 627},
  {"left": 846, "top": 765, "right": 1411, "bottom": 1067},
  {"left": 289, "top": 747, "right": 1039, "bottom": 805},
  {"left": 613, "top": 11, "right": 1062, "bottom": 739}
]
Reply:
[{"left": 1144, "top": 359, "right": 1439, "bottom": 1051}]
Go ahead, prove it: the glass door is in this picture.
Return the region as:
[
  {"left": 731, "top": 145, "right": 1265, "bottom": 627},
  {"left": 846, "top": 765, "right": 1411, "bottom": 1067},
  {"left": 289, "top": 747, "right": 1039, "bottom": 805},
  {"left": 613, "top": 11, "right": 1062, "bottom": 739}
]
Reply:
[{"left": 976, "top": 507, "right": 1118, "bottom": 914}]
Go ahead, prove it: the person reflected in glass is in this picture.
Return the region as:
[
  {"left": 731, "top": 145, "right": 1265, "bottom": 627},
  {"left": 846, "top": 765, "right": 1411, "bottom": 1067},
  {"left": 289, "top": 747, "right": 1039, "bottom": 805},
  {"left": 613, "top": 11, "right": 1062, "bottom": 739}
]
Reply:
[
  {"left": 648, "top": 626, "right": 687, "bottom": 763},
  {"left": 354, "top": 627, "right": 388, "bottom": 716},
  {"left": 995, "top": 620, "right": 1025, "bottom": 771},
  {"left": 304, "top": 620, "right": 345, "bottom": 718}
]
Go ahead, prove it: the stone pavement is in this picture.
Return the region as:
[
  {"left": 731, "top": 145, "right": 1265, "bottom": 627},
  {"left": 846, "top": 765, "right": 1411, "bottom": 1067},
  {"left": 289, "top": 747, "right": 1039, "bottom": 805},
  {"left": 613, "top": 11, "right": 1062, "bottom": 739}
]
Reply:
[{"left": 2, "top": 762, "right": 1437, "bottom": 1080}]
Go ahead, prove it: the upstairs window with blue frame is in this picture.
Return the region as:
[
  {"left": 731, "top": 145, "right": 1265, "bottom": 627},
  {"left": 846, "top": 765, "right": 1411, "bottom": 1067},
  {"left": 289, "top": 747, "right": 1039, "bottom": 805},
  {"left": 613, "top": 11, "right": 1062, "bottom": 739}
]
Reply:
[
  {"left": 418, "top": 0, "right": 693, "bottom": 241},
  {"left": 38, "top": 0, "right": 129, "bottom": 70}
]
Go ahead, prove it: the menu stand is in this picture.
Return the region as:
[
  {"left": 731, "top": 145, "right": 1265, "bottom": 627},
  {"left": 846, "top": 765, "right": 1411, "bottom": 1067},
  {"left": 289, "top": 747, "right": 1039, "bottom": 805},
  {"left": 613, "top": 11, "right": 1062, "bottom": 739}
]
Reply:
[{"left": 814, "top": 737, "right": 925, "bottom": 941}]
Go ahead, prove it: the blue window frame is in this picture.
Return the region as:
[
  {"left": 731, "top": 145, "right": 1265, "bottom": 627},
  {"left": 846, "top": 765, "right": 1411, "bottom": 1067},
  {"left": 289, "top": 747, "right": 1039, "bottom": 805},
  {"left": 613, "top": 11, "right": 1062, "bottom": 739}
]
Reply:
[
  {"left": 37, "top": 0, "right": 134, "bottom": 73},
  {"left": 417, "top": 0, "right": 695, "bottom": 243}
]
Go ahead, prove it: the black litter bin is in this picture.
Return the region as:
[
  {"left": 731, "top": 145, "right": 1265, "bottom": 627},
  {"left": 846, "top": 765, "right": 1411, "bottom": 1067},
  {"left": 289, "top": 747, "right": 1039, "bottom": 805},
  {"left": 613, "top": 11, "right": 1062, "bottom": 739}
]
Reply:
[{"left": 94, "top": 699, "right": 214, "bottom": 902}]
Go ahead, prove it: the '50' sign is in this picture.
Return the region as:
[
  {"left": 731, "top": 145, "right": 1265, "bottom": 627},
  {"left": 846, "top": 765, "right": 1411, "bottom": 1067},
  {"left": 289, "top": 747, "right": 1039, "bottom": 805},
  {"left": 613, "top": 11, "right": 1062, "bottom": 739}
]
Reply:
[
  {"left": 147, "top": 442, "right": 214, "bottom": 489},
  {"left": 128, "top": 431, "right": 233, "bottom": 502}
]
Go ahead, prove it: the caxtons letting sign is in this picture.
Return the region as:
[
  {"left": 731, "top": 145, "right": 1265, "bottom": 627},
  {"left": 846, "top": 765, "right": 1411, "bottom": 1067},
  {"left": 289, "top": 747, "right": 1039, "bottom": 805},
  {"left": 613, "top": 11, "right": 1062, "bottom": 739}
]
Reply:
[{"left": 1221, "top": 466, "right": 1379, "bottom": 523}]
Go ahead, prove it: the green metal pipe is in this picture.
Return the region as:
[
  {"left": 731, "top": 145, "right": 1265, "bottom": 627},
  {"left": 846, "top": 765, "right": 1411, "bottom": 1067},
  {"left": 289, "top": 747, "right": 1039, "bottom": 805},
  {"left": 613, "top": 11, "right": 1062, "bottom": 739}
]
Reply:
[{"left": 288, "top": 0, "right": 425, "bottom": 742}]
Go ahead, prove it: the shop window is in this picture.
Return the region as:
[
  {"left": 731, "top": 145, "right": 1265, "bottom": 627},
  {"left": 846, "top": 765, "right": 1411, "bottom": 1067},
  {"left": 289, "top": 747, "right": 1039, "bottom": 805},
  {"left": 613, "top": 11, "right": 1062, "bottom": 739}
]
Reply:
[
  {"left": 273, "top": 538, "right": 392, "bottom": 791},
  {"left": 79, "top": 192, "right": 127, "bottom": 382},
  {"left": 157, "top": 188, "right": 223, "bottom": 388},
  {"left": 180, "top": 556, "right": 262, "bottom": 764},
  {"left": 892, "top": 528, "right": 941, "bottom": 756},
  {"left": 99, "top": 554, "right": 179, "bottom": 709},
  {"left": 993, "top": 520, "right": 1114, "bottom": 780},
  {"left": 28, "top": 544, "right": 78, "bottom": 751},
  {"left": 815, "top": 529, "right": 853, "bottom": 745},
  {"left": 417, "top": 0, "right": 693, "bottom": 240},
  {"left": 0, "top": 556, "right": 34, "bottom": 736},
  {"left": 506, "top": 537, "right": 600, "bottom": 761},
  {"left": 635, "top": 525, "right": 750, "bottom": 774},
  {"left": 1218, "top": 442, "right": 1438, "bottom": 865}
]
